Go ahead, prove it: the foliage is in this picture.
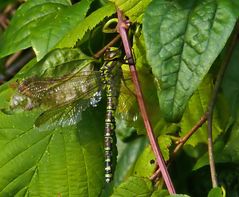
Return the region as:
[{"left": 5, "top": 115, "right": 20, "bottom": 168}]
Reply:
[{"left": 0, "top": 0, "right": 238, "bottom": 196}]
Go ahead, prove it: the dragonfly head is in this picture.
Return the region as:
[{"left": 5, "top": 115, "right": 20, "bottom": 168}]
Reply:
[{"left": 104, "top": 47, "right": 121, "bottom": 61}]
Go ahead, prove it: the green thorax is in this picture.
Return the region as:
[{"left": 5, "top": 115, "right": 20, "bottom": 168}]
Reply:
[{"left": 100, "top": 47, "right": 122, "bottom": 98}]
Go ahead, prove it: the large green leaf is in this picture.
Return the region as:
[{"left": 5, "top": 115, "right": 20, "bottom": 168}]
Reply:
[
  {"left": 143, "top": 0, "right": 237, "bottom": 121},
  {"left": 0, "top": 105, "right": 105, "bottom": 196},
  {"left": 0, "top": 0, "right": 93, "bottom": 60},
  {"left": 111, "top": 0, "right": 151, "bottom": 23}
]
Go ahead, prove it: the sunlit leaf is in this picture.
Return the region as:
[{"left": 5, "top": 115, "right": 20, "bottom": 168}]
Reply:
[
  {"left": 111, "top": 177, "right": 153, "bottom": 197},
  {"left": 181, "top": 75, "right": 228, "bottom": 149},
  {"left": 132, "top": 135, "right": 171, "bottom": 177}
]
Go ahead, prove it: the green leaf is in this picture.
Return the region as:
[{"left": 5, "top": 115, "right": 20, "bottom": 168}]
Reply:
[
  {"left": 112, "top": 0, "right": 151, "bottom": 23},
  {"left": 208, "top": 187, "right": 224, "bottom": 197},
  {"left": 0, "top": 105, "right": 105, "bottom": 196},
  {"left": 0, "top": 0, "right": 71, "bottom": 59},
  {"left": 143, "top": 0, "right": 237, "bottom": 121},
  {"left": 111, "top": 177, "right": 153, "bottom": 197},
  {"left": 132, "top": 145, "right": 156, "bottom": 178},
  {"left": 0, "top": 0, "right": 94, "bottom": 60},
  {"left": 158, "top": 135, "right": 172, "bottom": 161},
  {"left": 57, "top": 3, "right": 116, "bottom": 49},
  {"left": 180, "top": 75, "right": 227, "bottom": 149},
  {"left": 132, "top": 135, "right": 171, "bottom": 177}
]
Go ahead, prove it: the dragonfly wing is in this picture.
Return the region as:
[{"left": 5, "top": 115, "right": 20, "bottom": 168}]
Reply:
[
  {"left": 35, "top": 98, "right": 94, "bottom": 129},
  {"left": 18, "top": 71, "right": 102, "bottom": 108}
]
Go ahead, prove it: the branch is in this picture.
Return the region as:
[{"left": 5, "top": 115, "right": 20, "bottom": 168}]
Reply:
[
  {"left": 93, "top": 34, "right": 121, "bottom": 59},
  {"left": 207, "top": 21, "right": 239, "bottom": 188},
  {"left": 173, "top": 112, "right": 208, "bottom": 155},
  {"left": 0, "top": 50, "right": 35, "bottom": 84},
  {"left": 150, "top": 112, "right": 208, "bottom": 181},
  {"left": 117, "top": 9, "right": 176, "bottom": 194}
]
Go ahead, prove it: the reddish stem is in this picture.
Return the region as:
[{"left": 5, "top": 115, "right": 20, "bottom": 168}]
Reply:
[
  {"left": 117, "top": 9, "right": 176, "bottom": 194},
  {"left": 93, "top": 34, "right": 121, "bottom": 59},
  {"left": 173, "top": 112, "right": 208, "bottom": 155}
]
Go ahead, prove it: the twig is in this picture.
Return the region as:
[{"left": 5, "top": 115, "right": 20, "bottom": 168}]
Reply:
[
  {"left": 0, "top": 13, "right": 9, "bottom": 29},
  {"left": 117, "top": 9, "right": 176, "bottom": 194},
  {"left": 173, "top": 112, "right": 208, "bottom": 155},
  {"left": 207, "top": 21, "right": 239, "bottom": 188},
  {"left": 5, "top": 51, "right": 22, "bottom": 67},
  {"left": 93, "top": 34, "right": 121, "bottom": 59},
  {"left": 0, "top": 50, "right": 35, "bottom": 84},
  {"left": 150, "top": 167, "right": 161, "bottom": 181},
  {"left": 150, "top": 112, "right": 208, "bottom": 181}
]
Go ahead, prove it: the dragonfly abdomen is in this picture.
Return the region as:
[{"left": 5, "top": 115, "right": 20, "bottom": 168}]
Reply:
[
  {"left": 101, "top": 48, "right": 122, "bottom": 183},
  {"left": 104, "top": 109, "right": 115, "bottom": 183}
]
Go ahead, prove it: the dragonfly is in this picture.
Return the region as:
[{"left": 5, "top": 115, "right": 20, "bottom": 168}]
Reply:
[{"left": 11, "top": 47, "right": 135, "bottom": 183}]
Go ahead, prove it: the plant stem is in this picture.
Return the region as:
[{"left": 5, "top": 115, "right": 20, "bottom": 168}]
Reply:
[
  {"left": 150, "top": 113, "right": 208, "bottom": 181},
  {"left": 207, "top": 21, "right": 239, "bottom": 188},
  {"left": 93, "top": 34, "right": 121, "bottom": 59},
  {"left": 173, "top": 112, "right": 208, "bottom": 155},
  {"left": 117, "top": 9, "right": 176, "bottom": 194}
]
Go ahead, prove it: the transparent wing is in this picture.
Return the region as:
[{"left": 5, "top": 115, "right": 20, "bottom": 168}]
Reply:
[
  {"left": 16, "top": 71, "right": 103, "bottom": 129},
  {"left": 35, "top": 98, "right": 94, "bottom": 129},
  {"left": 18, "top": 71, "right": 102, "bottom": 108}
]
